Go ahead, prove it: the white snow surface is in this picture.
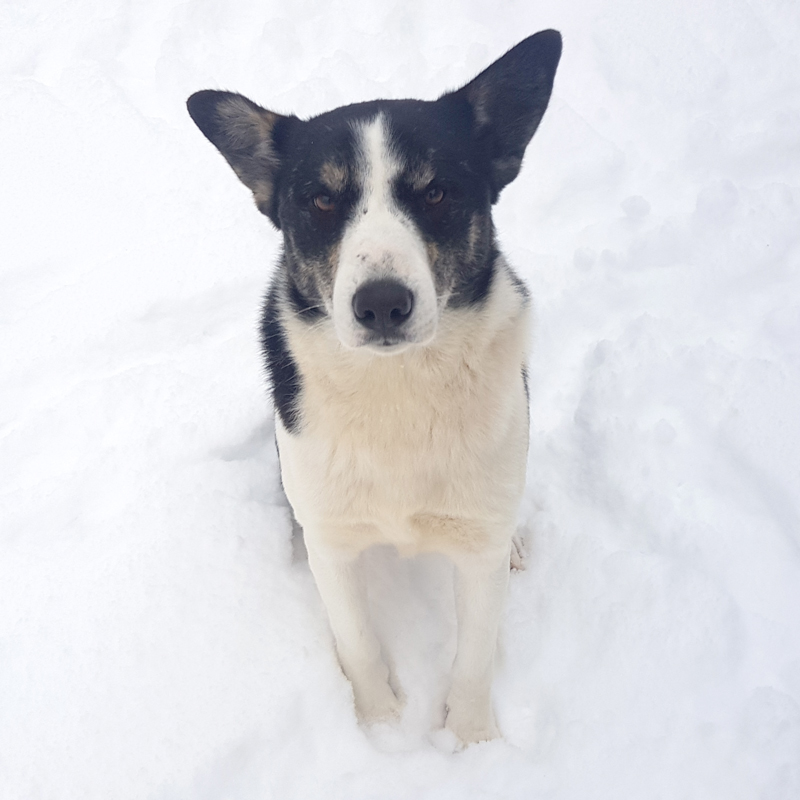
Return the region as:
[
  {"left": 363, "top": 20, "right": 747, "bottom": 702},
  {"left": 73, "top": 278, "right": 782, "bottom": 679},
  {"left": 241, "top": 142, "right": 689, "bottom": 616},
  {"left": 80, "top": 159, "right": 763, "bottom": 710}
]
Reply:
[{"left": 2, "top": 1, "right": 800, "bottom": 797}]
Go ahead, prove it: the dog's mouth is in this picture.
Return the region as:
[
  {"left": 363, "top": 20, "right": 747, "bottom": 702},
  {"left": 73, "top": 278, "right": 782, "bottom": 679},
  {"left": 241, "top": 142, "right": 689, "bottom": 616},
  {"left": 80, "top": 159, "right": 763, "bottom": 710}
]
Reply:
[{"left": 360, "top": 334, "right": 413, "bottom": 354}]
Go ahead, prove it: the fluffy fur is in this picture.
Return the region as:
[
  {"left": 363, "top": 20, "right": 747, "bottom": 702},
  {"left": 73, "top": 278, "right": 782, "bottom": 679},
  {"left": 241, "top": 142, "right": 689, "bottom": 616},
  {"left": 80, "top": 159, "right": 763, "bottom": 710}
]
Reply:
[{"left": 187, "top": 29, "right": 561, "bottom": 745}]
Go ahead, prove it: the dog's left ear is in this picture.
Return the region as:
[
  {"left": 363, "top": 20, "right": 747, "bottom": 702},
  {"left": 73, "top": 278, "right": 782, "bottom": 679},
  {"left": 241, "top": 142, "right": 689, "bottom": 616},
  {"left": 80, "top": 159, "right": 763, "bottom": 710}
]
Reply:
[
  {"left": 187, "top": 90, "right": 298, "bottom": 227},
  {"left": 443, "top": 30, "right": 562, "bottom": 202}
]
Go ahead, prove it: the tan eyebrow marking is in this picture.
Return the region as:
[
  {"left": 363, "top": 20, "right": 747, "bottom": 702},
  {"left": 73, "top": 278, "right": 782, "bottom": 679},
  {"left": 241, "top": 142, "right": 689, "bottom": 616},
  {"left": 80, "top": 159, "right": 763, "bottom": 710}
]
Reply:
[
  {"left": 406, "top": 161, "right": 436, "bottom": 192},
  {"left": 319, "top": 161, "right": 348, "bottom": 193}
]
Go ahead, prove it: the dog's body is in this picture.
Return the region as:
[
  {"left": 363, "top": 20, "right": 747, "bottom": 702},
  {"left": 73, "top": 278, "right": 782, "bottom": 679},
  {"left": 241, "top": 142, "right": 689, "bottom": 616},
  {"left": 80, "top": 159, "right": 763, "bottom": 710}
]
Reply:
[{"left": 188, "top": 31, "right": 561, "bottom": 745}]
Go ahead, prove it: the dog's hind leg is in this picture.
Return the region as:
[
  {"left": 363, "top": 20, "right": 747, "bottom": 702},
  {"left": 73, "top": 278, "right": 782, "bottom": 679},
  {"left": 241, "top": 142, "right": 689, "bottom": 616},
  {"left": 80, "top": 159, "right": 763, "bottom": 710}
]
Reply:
[
  {"left": 444, "top": 544, "right": 510, "bottom": 744},
  {"left": 305, "top": 537, "right": 403, "bottom": 724}
]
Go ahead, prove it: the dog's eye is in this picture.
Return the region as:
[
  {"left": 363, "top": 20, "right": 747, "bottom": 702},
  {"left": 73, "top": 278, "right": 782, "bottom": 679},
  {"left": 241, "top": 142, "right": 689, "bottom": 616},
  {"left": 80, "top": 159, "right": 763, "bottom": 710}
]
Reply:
[
  {"left": 313, "top": 194, "right": 336, "bottom": 212},
  {"left": 424, "top": 186, "right": 445, "bottom": 206}
]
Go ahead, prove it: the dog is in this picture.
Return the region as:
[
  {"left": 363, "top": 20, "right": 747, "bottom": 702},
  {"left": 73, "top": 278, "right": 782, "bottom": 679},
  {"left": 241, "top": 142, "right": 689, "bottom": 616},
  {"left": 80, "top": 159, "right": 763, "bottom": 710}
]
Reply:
[{"left": 187, "top": 29, "right": 561, "bottom": 745}]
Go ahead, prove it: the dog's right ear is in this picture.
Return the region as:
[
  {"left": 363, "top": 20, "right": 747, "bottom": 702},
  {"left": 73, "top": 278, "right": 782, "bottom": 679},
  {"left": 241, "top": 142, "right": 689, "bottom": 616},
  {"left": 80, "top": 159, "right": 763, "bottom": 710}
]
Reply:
[
  {"left": 187, "top": 90, "right": 296, "bottom": 227},
  {"left": 443, "top": 30, "right": 562, "bottom": 203}
]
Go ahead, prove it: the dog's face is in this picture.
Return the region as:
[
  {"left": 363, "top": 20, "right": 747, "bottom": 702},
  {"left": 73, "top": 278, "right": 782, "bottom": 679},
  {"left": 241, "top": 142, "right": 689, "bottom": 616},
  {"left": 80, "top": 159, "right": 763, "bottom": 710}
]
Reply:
[{"left": 188, "top": 31, "right": 561, "bottom": 352}]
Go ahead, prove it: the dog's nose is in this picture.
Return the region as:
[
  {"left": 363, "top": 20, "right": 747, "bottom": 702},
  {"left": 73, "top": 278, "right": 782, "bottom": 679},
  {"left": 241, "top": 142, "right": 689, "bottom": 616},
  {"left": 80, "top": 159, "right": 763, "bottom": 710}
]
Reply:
[{"left": 352, "top": 280, "right": 414, "bottom": 333}]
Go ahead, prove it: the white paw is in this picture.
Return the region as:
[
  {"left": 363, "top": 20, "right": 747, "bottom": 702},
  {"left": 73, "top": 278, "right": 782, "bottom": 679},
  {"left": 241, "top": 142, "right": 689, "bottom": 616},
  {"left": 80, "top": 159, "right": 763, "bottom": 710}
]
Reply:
[
  {"left": 353, "top": 677, "right": 404, "bottom": 724},
  {"left": 444, "top": 697, "right": 500, "bottom": 745}
]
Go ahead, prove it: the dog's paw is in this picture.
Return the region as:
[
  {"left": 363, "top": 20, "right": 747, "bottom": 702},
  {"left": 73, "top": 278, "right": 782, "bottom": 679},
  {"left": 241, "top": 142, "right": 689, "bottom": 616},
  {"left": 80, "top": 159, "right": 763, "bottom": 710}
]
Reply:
[
  {"left": 353, "top": 678, "right": 405, "bottom": 724},
  {"left": 443, "top": 698, "right": 500, "bottom": 746},
  {"left": 510, "top": 532, "right": 526, "bottom": 570}
]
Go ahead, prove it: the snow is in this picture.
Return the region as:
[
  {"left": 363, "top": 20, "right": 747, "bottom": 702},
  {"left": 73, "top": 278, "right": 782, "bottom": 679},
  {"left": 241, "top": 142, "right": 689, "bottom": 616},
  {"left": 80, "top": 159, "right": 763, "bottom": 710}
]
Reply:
[{"left": 2, "top": 0, "right": 799, "bottom": 797}]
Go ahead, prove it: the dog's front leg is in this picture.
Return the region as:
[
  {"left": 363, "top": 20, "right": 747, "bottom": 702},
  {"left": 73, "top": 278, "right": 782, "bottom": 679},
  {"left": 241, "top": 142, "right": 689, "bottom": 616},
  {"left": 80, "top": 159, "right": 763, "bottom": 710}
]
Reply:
[
  {"left": 445, "top": 546, "right": 510, "bottom": 744},
  {"left": 305, "top": 538, "right": 402, "bottom": 724}
]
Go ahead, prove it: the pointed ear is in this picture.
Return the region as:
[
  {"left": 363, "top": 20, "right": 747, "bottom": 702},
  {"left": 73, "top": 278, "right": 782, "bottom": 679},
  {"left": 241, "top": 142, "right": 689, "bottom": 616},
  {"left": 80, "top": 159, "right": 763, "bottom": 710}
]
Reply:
[
  {"left": 444, "top": 30, "right": 562, "bottom": 202},
  {"left": 187, "top": 90, "right": 296, "bottom": 226}
]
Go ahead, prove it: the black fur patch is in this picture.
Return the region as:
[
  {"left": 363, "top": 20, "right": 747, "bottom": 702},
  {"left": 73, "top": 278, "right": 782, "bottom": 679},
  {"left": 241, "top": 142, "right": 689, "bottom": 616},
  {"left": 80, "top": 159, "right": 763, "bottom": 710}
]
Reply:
[
  {"left": 447, "top": 243, "right": 499, "bottom": 308},
  {"left": 506, "top": 263, "right": 530, "bottom": 300},
  {"left": 286, "top": 272, "right": 326, "bottom": 320},
  {"left": 454, "top": 257, "right": 495, "bottom": 306},
  {"left": 260, "top": 274, "right": 303, "bottom": 433}
]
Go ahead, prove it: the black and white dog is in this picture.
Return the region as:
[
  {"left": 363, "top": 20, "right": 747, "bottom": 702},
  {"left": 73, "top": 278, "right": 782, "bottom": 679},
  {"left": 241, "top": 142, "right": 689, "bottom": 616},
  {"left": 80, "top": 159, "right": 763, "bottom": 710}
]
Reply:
[{"left": 187, "top": 30, "right": 561, "bottom": 745}]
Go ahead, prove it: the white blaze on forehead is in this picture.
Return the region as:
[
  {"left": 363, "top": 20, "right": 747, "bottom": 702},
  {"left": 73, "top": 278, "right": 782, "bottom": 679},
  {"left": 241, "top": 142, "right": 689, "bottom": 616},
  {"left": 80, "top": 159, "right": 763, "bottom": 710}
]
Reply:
[
  {"left": 331, "top": 113, "right": 438, "bottom": 351},
  {"left": 358, "top": 113, "right": 401, "bottom": 213}
]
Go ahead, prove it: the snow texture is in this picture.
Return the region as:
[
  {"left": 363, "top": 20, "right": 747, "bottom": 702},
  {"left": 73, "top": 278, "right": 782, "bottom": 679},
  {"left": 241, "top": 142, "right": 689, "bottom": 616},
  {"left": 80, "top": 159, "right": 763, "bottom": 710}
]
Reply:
[{"left": 2, "top": 1, "right": 800, "bottom": 797}]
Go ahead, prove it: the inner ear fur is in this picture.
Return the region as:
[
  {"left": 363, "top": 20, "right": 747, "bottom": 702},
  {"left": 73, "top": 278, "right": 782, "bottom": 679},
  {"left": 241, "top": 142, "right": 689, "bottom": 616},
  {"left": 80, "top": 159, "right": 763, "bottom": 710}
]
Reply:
[
  {"left": 444, "top": 29, "right": 562, "bottom": 202},
  {"left": 187, "top": 90, "right": 294, "bottom": 225}
]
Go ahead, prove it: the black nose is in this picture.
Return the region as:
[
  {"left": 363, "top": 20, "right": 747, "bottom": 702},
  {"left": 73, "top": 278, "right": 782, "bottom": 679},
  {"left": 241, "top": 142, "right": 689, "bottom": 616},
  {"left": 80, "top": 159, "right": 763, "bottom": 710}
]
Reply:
[{"left": 352, "top": 280, "right": 414, "bottom": 333}]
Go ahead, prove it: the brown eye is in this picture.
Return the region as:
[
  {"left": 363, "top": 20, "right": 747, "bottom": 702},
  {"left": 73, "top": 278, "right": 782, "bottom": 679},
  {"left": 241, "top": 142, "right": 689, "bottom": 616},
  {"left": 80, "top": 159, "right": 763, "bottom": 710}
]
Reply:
[
  {"left": 425, "top": 185, "right": 445, "bottom": 205},
  {"left": 313, "top": 194, "right": 336, "bottom": 212}
]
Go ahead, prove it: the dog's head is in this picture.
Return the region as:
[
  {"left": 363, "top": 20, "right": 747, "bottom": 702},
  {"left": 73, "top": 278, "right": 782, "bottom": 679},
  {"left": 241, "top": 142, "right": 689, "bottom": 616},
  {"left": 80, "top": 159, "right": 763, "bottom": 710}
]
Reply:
[{"left": 188, "top": 30, "right": 561, "bottom": 352}]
